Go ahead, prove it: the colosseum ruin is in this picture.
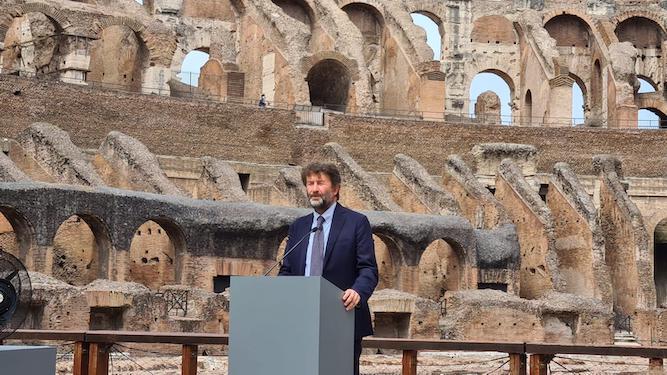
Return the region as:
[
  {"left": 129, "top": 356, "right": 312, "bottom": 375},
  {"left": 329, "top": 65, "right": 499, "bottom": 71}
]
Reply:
[{"left": 4, "top": 0, "right": 667, "bottom": 368}]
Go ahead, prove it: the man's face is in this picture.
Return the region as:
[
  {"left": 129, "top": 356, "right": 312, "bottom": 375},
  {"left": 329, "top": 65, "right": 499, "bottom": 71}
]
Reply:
[{"left": 306, "top": 172, "right": 339, "bottom": 210}]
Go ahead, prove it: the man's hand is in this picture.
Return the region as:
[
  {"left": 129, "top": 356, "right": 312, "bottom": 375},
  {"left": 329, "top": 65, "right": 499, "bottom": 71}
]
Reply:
[{"left": 342, "top": 289, "right": 361, "bottom": 311}]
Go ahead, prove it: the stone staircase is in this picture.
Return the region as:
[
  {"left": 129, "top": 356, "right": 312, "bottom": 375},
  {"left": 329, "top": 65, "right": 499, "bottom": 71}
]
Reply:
[{"left": 614, "top": 330, "right": 640, "bottom": 346}]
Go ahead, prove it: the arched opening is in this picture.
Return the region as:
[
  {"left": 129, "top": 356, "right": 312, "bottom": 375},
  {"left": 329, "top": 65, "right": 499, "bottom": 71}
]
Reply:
[
  {"left": 571, "top": 74, "right": 586, "bottom": 126},
  {"left": 638, "top": 76, "right": 658, "bottom": 93},
  {"left": 1, "top": 12, "right": 64, "bottom": 76},
  {"left": 342, "top": 3, "right": 384, "bottom": 46},
  {"left": 88, "top": 25, "right": 148, "bottom": 91},
  {"left": 655, "top": 218, "right": 667, "bottom": 307},
  {"left": 591, "top": 59, "right": 603, "bottom": 114},
  {"left": 471, "top": 15, "right": 517, "bottom": 44},
  {"left": 639, "top": 108, "right": 667, "bottom": 129},
  {"left": 615, "top": 17, "right": 666, "bottom": 49},
  {"left": 469, "top": 71, "right": 514, "bottom": 125},
  {"left": 373, "top": 234, "right": 397, "bottom": 290},
  {"left": 524, "top": 90, "right": 533, "bottom": 126},
  {"left": 636, "top": 77, "right": 663, "bottom": 128},
  {"left": 410, "top": 12, "right": 443, "bottom": 60},
  {"left": 52, "top": 215, "right": 111, "bottom": 286},
  {"left": 271, "top": 0, "right": 313, "bottom": 27},
  {"left": 0, "top": 208, "right": 33, "bottom": 263},
  {"left": 544, "top": 14, "right": 592, "bottom": 48},
  {"left": 128, "top": 219, "right": 184, "bottom": 289},
  {"left": 306, "top": 59, "right": 351, "bottom": 111},
  {"left": 417, "top": 239, "right": 461, "bottom": 301},
  {"left": 0, "top": 213, "right": 18, "bottom": 258},
  {"left": 177, "top": 49, "right": 211, "bottom": 87}
]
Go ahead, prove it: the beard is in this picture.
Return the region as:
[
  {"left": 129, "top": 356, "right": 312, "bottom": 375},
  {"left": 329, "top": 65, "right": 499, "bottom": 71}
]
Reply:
[{"left": 309, "top": 194, "right": 331, "bottom": 209}]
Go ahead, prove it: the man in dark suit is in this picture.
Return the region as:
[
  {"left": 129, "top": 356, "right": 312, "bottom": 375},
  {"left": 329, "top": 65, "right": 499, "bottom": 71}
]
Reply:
[{"left": 279, "top": 163, "right": 378, "bottom": 375}]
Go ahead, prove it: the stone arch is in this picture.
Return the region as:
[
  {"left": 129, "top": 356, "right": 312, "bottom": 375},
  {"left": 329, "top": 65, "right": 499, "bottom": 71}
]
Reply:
[
  {"left": 51, "top": 214, "right": 112, "bottom": 286},
  {"left": 638, "top": 75, "right": 659, "bottom": 92},
  {"left": 479, "top": 69, "right": 515, "bottom": 98},
  {"left": 301, "top": 51, "right": 360, "bottom": 81},
  {"left": 409, "top": 10, "right": 444, "bottom": 37},
  {"left": 410, "top": 10, "right": 445, "bottom": 60},
  {"left": 305, "top": 58, "right": 353, "bottom": 110},
  {"left": 654, "top": 216, "right": 667, "bottom": 307},
  {"left": 0, "top": 9, "right": 67, "bottom": 75},
  {"left": 544, "top": 13, "right": 593, "bottom": 48},
  {"left": 468, "top": 69, "right": 515, "bottom": 124},
  {"left": 0, "top": 3, "right": 71, "bottom": 41},
  {"left": 372, "top": 233, "right": 399, "bottom": 290},
  {"left": 341, "top": 2, "right": 385, "bottom": 46},
  {"left": 636, "top": 94, "right": 667, "bottom": 128},
  {"left": 524, "top": 89, "right": 533, "bottom": 126},
  {"left": 570, "top": 72, "right": 588, "bottom": 123},
  {"left": 615, "top": 16, "right": 666, "bottom": 49},
  {"left": 92, "top": 16, "right": 146, "bottom": 36},
  {"left": 87, "top": 24, "right": 149, "bottom": 91},
  {"left": 569, "top": 73, "right": 588, "bottom": 99},
  {"left": 591, "top": 59, "right": 603, "bottom": 113},
  {"left": 542, "top": 9, "right": 598, "bottom": 35},
  {"left": 176, "top": 48, "right": 211, "bottom": 86},
  {"left": 641, "top": 108, "right": 667, "bottom": 128},
  {"left": 128, "top": 218, "right": 186, "bottom": 289},
  {"left": 613, "top": 10, "right": 667, "bottom": 31},
  {"left": 471, "top": 15, "right": 517, "bottom": 44},
  {"left": 417, "top": 238, "right": 464, "bottom": 300},
  {"left": 0, "top": 207, "right": 34, "bottom": 264},
  {"left": 92, "top": 18, "right": 176, "bottom": 67},
  {"left": 271, "top": 0, "right": 314, "bottom": 28}
]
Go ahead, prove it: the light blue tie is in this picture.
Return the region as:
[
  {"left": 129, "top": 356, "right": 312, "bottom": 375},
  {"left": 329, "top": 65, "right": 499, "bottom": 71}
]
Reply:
[{"left": 310, "top": 216, "right": 325, "bottom": 276}]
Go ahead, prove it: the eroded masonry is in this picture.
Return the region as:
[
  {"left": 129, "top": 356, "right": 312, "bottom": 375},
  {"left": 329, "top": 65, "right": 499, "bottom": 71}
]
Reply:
[{"left": 4, "top": 0, "right": 667, "bottom": 346}]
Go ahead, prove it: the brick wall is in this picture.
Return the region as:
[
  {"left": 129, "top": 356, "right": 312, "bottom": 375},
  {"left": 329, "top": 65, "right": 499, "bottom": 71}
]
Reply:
[{"left": 2, "top": 75, "right": 667, "bottom": 177}]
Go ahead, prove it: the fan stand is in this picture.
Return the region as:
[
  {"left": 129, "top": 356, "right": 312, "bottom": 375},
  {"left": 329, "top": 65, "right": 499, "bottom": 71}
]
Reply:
[{"left": 0, "top": 250, "right": 56, "bottom": 374}]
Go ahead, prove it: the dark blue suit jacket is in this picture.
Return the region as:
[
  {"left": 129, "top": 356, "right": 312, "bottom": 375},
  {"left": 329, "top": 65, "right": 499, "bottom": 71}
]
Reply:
[{"left": 278, "top": 203, "right": 378, "bottom": 338}]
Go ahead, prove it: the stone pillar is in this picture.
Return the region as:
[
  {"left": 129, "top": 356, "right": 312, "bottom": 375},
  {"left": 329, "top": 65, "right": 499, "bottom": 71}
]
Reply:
[
  {"left": 547, "top": 75, "right": 574, "bottom": 127},
  {"left": 615, "top": 103, "right": 639, "bottom": 129},
  {"left": 110, "top": 248, "right": 130, "bottom": 282},
  {"left": 141, "top": 66, "right": 172, "bottom": 95},
  {"left": 474, "top": 91, "right": 501, "bottom": 125},
  {"left": 419, "top": 71, "right": 446, "bottom": 120}
]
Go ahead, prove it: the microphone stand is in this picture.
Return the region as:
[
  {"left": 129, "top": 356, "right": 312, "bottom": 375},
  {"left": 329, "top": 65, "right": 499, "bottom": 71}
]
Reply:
[{"left": 264, "top": 226, "right": 319, "bottom": 276}]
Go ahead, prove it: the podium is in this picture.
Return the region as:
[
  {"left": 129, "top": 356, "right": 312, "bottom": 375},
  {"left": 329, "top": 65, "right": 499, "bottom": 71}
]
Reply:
[
  {"left": 229, "top": 276, "right": 354, "bottom": 375},
  {"left": 0, "top": 346, "right": 56, "bottom": 374}
]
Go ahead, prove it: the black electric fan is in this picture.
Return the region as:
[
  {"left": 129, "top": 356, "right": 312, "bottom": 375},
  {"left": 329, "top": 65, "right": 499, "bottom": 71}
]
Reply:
[{"left": 0, "top": 250, "right": 31, "bottom": 340}]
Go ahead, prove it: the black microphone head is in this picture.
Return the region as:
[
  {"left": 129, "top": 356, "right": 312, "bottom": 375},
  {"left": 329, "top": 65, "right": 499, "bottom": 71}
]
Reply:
[{"left": 312, "top": 226, "right": 319, "bottom": 232}]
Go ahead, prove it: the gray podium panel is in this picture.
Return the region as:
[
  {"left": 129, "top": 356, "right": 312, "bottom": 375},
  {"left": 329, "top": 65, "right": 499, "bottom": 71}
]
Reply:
[
  {"left": 0, "top": 345, "right": 56, "bottom": 375},
  {"left": 229, "top": 276, "right": 354, "bottom": 375}
]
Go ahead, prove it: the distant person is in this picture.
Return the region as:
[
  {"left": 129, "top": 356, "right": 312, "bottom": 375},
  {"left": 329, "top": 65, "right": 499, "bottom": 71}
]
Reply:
[
  {"left": 258, "top": 94, "right": 267, "bottom": 108},
  {"left": 279, "top": 163, "right": 378, "bottom": 375}
]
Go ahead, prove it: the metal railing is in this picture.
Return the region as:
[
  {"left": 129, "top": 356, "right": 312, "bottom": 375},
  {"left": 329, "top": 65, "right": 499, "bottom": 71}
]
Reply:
[
  {"left": 5, "top": 329, "right": 667, "bottom": 375},
  {"left": 2, "top": 69, "right": 665, "bottom": 130}
]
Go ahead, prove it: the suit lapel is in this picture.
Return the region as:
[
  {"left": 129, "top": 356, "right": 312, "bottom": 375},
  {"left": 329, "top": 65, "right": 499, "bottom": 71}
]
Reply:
[
  {"left": 298, "top": 214, "right": 314, "bottom": 275},
  {"left": 323, "top": 204, "right": 346, "bottom": 269}
]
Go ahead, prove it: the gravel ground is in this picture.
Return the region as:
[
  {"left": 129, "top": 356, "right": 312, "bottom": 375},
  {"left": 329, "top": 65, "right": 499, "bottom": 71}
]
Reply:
[{"left": 54, "top": 347, "right": 655, "bottom": 374}]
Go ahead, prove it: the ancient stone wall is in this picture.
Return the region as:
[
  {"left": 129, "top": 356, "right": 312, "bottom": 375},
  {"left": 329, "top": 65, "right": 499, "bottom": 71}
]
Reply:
[
  {"left": 5, "top": 0, "right": 667, "bottom": 346},
  {"left": 5, "top": 75, "right": 667, "bottom": 178}
]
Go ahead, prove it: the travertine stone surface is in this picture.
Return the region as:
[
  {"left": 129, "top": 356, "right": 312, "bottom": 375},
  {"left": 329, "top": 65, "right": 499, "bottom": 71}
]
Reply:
[
  {"left": 17, "top": 122, "right": 105, "bottom": 186},
  {"left": 0, "top": 152, "right": 29, "bottom": 182},
  {"left": 194, "top": 157, "right": 248, "bottom": 202},
  {"left": 95, "top": 131, "right": 185, "bottom": 196},
  {"left": 391, "top": 153, "right": 460, "bottom": 216}
]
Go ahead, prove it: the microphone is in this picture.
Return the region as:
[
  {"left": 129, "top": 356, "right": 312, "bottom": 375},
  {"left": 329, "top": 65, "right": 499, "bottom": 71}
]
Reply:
[{"left": 264, "top": 226, "right": 319, "bottom": 276}]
